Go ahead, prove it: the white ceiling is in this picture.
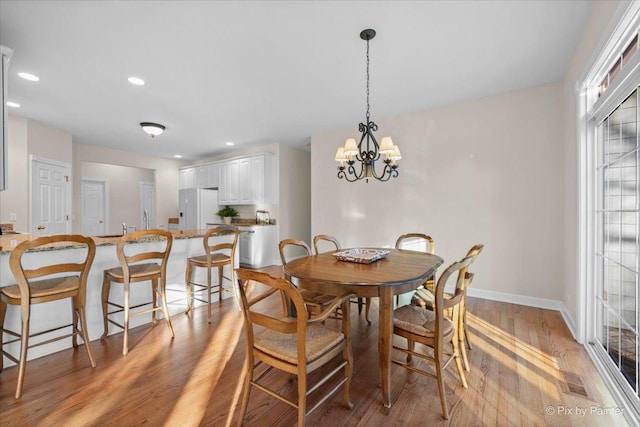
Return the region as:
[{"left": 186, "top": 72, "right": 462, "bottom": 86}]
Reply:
[{"left": 0, "top": 0, "right": 592, "bottom": 160}]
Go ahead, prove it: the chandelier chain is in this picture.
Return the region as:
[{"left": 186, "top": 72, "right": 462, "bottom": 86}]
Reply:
[{"left": 366, "top": 38, "right": 370, "bottom": 123}]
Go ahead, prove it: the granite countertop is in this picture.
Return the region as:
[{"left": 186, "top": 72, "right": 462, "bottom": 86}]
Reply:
[
  {"left": 207, "top": 220, "right": 275, "bottom": 227},
  {"left": 0, "top": 228, "right": 252, "bottom": 254}
]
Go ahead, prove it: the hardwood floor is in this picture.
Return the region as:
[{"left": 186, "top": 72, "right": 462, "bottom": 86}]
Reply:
[{"left": 0, "top": 279, "right": 629, "bottom": 426}]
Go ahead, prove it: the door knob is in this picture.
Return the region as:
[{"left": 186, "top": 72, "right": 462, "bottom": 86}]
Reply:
[
  {"left": 98, "top": 220, "right": 104, "bottom": 224},
  {"left": 37, "top": 225, "right": 45, "bottom": 230}
]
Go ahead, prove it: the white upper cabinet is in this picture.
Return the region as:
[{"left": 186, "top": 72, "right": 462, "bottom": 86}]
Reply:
[
  {"left": 197, "top": 163, "right": 219, "bottom": 188},
  {"left": 218, "top": 153, "right": 275, "bottom": 205},
  {"left": 184, "top": 153, "right": 275, "bottom": 205},
  {"left": 179, "top": 167, "right": 196, "bottom": 190}
]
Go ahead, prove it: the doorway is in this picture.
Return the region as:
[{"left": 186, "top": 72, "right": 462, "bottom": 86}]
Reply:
[
  {"left": 31, "top": 156, "right": 71, "bottom": 236},
  {"left": 140, "top": 181, "right": 156, "bottom": 229},
  {"left": 81, "top": 178, "right": 108, "bottom": 236}
]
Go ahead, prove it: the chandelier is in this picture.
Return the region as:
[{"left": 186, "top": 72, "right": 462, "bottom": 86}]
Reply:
[{"left": 335, "top": 29, "right": 401, "bottom": 183}]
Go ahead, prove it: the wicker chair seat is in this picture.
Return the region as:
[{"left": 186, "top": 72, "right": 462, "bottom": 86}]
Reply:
[{"left": 255, "top": 324, "right": 345, "bottom": 364}]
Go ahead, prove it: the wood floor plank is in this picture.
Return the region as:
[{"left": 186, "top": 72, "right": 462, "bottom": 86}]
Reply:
[{"left": 0, "top": 284, "right": 630, "bottom": 426}]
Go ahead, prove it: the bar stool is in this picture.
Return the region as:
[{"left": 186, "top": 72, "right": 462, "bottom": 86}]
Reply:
[
  {"left": 0, "top": 235, "right": 96, "bottom": 398},
  {"left": 184, "top": 227, "right": 239, "bottom": 322},
  {"left": 101, "top": 229, "right": 174, "bottom": 355}
]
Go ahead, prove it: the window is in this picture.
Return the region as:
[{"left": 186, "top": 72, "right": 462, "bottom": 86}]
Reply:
[
  {"left": 595, "top": 89, "right": 640, "bottom": 395},
  {"left": 581, "top": 4, "right": 640, "bottom": 423},
  {"left": 599, "top": 34, "right": 639, "bottom": 97}
]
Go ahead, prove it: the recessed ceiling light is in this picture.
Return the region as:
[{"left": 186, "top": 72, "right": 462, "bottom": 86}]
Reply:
[
  {"left": 18, "top": 72, "right": 39, "bottom": 82},
  {"left": 226, "top": 141, "right": 234, "bottom": 146},
  {"left": 174, "top": 154, "right": 182, "bottom": 158},
  {"left": 6, "top": 101, "right": 20, "bottom": 108},
  {"left": 128, "top": 77, "right": 145, "bottom": 86}
]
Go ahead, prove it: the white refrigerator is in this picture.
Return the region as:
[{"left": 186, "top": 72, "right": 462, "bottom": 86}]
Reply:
[{"left": 179, "top": 188, "right": 219, "bottom": 230}]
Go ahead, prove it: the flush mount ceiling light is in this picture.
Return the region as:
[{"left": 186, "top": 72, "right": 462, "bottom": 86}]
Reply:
[
  {"left": 6, "top": 101, "right": 20, "bottom": 108},
  {"left": 140, "top": 122, "right": 165, "bottom": 138},
  {"left": 18, "top": 72, "right": 39, "bottom": 82},
  {"left": 335, "top": 29, "right": 400, "bottom": 183},
  {"left": 226, "top": 141, "right": 235, "bottom": 146}
]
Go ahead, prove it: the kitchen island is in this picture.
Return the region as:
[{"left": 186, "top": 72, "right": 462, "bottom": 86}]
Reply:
[{"left": 0, "top": 229, "right": 248, "bottom": 365}]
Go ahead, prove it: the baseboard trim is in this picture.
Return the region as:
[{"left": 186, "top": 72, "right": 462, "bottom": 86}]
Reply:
[{"left": 466, "top": 288, "right": 578, "bottom": 340}]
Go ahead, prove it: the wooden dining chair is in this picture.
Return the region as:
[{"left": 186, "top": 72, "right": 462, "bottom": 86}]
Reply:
[
  {"left": 0, "top": 235, "right": 96, "bottom": 398},
  {"left": 410, "top": 244, "right": 483, "bottom": 371},
  {"left": 101, "top": 229, "right": 174, "bottom": 355},
  {"left": 235, "top": 268, "right": 354, "bottom": 426},
  {"left": 313, "top": 234, "right": 371, "bottom": 324},
  {"left": 395, "top": 233, "right": 436, "bottom": 305},
  {"left": 185, "top": 227, "right": 239, "bottom": 322},
  {"left": 392, "top": 252, "right": 475, "bottom": 420},
  {"left": 279, "top": 239, "right": 335, "bottom": 318}
]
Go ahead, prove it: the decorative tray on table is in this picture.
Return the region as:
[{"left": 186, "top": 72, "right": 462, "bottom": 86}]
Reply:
[{"left": 332, "top": 248, "right": 390, "bottom": 264}]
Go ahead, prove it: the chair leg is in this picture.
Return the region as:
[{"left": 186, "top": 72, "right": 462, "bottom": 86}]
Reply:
[
  {"left": 229, "top": 264, "right": 241, "bottom": 311},
  {"left": 123, "top": 281, "right": 130, "bottom": 355},
  {"left": 206, "top": 266, "right": 213, "bottom": 323},
  {"left": 15, "top": 305, "right": 30, "bottom": 399},
  {"left": 297, "top": 370, "right": 307, "bottom": 427},
  {"left": 101, "top": 275, "right": 111, "bottom": 340},
  {"left": 159, "top": 276, "right": 175, "bottom": 338},
  {"left": 407, "top": 339, "right": 415, "bottom": 363},
  {"left": 218, "top": 265, "right": 224, "bottom": 307},
  {"left": 434, "top": 345, "right": 449, "bottom": 420},
  {"left": 452, "top": 337, "right": 468, "bottom": 388},
  {"left": 463, "top": 311, "right": 472, "bottom": 350},
  {"left": 76, "top": 296, "right": 96, "bottom": 368},
  {"left": 0, "top": 300, "right": 5, "bottom": 372},
  {"left": 460, "top": 332, "right": 470, "bottom": 372},
  {"left": 342, "top": 301, "right": 354, "bottom": 409},
  {"left": 185, "top": 261, "right": 193, "bottom": 315},
  {"left": 237, "top": 360, "right": 253, "bottom": 427},
  {"left": 364, "top": 297, "right": 371, "bottom": 325},
  {"left": 357, "top": 297, "right": 363, "bottom": 314},
  {"left": 151, "top": 278, "right": 158, "bottom": 325},
  {"left": 72, "top": 296, "right": 79, "bottom": 349}
]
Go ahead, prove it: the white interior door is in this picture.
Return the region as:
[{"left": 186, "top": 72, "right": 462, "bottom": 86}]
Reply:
[
  {"left": 31, "top": 157, "right": 70, "bottom": 236},
  {"left": 81, "top": 179, "right": 106, "bottom": 236},
  {"left": 140, "top": 181, "right": 156, "bottom": 229}
]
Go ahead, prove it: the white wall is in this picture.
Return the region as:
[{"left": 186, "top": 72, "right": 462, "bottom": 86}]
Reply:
[
  {"left": 72, "top": 143, "right": 186, "bottom": 234},
  {"left": 0, "top": 116, "right": 73, "bottom": 232},
  {"left": 80, "top": 162, "right": 155, "bottom": 235},
  {"left": 278, "top": 144, "right": 311, "bottom": 244},
  {"left": 561, "top": 1, "right": 622, "bottom": 324},
  {"left": 311, "top": 82, "right": 564, "bottom": 300}
]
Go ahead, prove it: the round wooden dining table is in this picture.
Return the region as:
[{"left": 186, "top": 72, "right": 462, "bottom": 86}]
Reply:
[{"left": 284, "top": 248, "right": 444, "bottom": 408}]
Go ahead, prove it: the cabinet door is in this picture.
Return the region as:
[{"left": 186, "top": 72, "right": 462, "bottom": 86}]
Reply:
[
  {"left": 207, "top": 163, "right": 220, "bottom": 188},
  {"left": 251, "top": 155, "right": 265, "bottom": 204},
  {"left": 179, "top": 168, "right": 196, "bottom": 190},
  {"left": 219, "top": 162, "right": 229, "bottom": 203},
  {"left": 239, "top": 233, "right": 253, "bottom": 266},
  {"left": 197, "top": 166, "right": 207, "bottom": 188},
  {"left": 227, "top": 160, "right": 239, "bottom": 203},
  {"left": 238, "top": 157, "right": 252, "bottom": 204}
]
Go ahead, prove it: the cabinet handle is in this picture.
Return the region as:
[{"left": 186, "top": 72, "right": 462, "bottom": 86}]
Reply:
[{"left": 37, "top": 225, "right": 45, "bottom": 230}]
